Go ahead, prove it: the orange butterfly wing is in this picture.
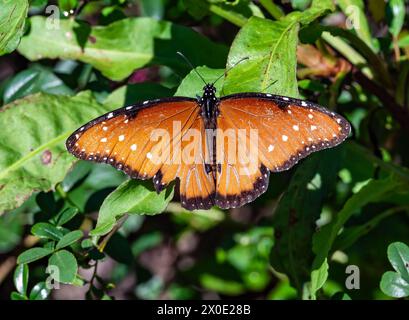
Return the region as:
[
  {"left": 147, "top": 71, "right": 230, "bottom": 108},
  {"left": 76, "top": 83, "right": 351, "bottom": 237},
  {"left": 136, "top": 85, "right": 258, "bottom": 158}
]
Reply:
[
  {"left": 215, "top": 93, "right": 350, "bottom": 209},
  {"left": 66, "top": 98, "right": 215, "bottom": 210}
]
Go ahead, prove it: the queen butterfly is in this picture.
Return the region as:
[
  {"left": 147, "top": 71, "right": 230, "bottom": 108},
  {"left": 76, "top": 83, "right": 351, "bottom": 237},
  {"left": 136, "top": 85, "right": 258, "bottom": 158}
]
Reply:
[{"left": 66, "top": 77, "right": 350, "bottom": 211}]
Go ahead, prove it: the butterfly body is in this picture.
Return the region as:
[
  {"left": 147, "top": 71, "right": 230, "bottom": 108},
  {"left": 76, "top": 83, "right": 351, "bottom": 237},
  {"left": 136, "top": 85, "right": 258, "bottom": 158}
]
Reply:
[{"left": 66, "top": 84, "right": 350, "bottom": 211}]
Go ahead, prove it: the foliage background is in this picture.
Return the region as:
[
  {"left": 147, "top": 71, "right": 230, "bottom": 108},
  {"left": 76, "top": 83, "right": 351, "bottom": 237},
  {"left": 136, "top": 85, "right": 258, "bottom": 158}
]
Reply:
[{"left": 0, "top": 0, "right": 409, "bottom": 300}]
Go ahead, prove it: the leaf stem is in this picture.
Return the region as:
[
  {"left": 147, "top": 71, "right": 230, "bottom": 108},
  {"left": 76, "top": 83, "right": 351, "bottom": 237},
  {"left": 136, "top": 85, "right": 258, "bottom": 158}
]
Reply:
[
  {"left": 97, "top": 214, "right": 129, "bottom": 252},
  {"left": 209, "top": 5, "right": 248, "bottom": 27},
  {"left": 259, "top": 0, "right": 284, "bottom": 20}
]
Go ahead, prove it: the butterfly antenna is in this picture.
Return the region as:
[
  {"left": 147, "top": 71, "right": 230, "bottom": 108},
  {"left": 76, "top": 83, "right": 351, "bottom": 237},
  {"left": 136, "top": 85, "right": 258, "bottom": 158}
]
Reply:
[
  {"left": 212, "top": 56, "right": 249, "bottom": 86},
  {"left": 263, "top": 79, "right": 278, "bottom": 92},
  {"left": 176, "top": 51, "right": 207, "bottom": 85}
]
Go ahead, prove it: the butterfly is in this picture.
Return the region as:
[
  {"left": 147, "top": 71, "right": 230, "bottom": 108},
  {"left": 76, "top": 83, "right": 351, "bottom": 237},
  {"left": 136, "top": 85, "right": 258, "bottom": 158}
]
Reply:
[{"left": 66, "top": 77, "right": 350, "bottom": 211}]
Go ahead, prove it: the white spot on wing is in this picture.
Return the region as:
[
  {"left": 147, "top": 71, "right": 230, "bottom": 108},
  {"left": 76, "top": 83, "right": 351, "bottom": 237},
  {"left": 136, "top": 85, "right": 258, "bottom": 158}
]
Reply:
[
  {"left": 107, "top": 112, "right": 113, "bottom": 119},
  {"left": 103, "top": 126, "right": 108, "bottom": 131},
  {"left": 100, "top": 137, "right": 107, "bottom": 142},
  {"left": 126, "top": 106, "right": 133, "bottom": 110},
  {"left": 282, "top": 135, "right": 288, "bottom": 142},
  {"left": 147, "top": 152, "right": 152, "bottom": 159},
  {"left": 131, "top": 144, "right": 137, "bottom": 151},
  {"left": 301, "top": 101, "right": 307, "bottom": 106},
  {"left": 308, "top": 114, "right": 313, "bottom": 119},
  {"left": 293, "top": 125, "right": 299, "bottom": 131},
  {"left": 311, "top": 125, "right": 317, "bottom": 131},
  {"left": 118, "top": 135, "right": 125, "bottom": 141},
  {"left": 268, "top": 145, "right": 274, "bottom": 152}
]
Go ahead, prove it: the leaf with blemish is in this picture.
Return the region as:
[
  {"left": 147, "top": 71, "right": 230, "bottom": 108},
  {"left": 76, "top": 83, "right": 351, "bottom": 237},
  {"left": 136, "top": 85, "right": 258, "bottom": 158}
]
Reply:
[{"left": 0, "top": 91, "right": 112, "bottom": 215}]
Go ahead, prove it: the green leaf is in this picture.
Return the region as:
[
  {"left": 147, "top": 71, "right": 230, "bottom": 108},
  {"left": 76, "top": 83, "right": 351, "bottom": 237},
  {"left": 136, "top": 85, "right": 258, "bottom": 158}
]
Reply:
[
  {"left": 386, "top": 0, "right": 405, "bottom": 37},
  {"left": 3, "top": 65, "right": 73, "bottom": 104},
  {"left": 81, "top": 238, "right": 94, "bottom": 249},
  {"left": 13, "top": 264, "right": 28, "bottom": 295},
  {"left": 48, "top": 250, "right": 78, "bottom": 284},
  {"left": 0, "top": 0, "right": 29, "bottom": 55},
  {"left": 17, "top": 247, "right": 53, "bottom": 264},
  {"left": 270, "top": 148, "right": 343, "bottom": 294},
  {"left": 56, "top": 230, "right": 83, "bottom": 250},
  {"left": 308, "top": 258, "right": 329, "bottom": 300},
  {"left": 55, "top": 207, "right": 79, "bottom": 226},
  {"left": 0, "top": 91, "right": 112, "bottom": 215},
  {"left": 29, "top": 282, "right": 51, "bottom": 300},
  {"left": 380, "top": 271, "right": 409, "bottom": 298},
  {"left": 223, "top": 16, "right": 299, "bottom": 97},
  {"left": 387, "top": 242, "right": 409, "bottom": 283},
  {"left": 31, "top": 222, "right": 65, "bottom": 241},
  {"left": 312, "top": 175, "right": 408, "bottom": 271},
  {"left": 91, "top": 180, "right": 174, "bottom": 236},
  {"left": 18, "top": 17, "right": 228, "bottom": 81},
  {"left": 10, "top": 292, "right": 28, "bottom": 300},
  {"left": 222, "top": 1, "right": 332, "bottom": 96}
]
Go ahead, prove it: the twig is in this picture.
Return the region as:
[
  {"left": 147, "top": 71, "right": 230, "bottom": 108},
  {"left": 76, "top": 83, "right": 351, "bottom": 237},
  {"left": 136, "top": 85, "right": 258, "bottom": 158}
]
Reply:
[{"left": 0, "top": 257, "right": 16, "bottom": 285}]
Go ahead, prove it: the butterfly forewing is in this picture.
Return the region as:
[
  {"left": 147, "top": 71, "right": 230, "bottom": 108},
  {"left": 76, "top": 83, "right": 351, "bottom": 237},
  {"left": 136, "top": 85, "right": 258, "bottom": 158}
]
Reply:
[
  {"left": 214, "top": 93, "right": 350, "bottom": 208},
  {"left": 66, "top": 98, "right": 217, "bottom": 210},
  {"left": 66, "top": 98, "right": 198, "bottom": 182}
]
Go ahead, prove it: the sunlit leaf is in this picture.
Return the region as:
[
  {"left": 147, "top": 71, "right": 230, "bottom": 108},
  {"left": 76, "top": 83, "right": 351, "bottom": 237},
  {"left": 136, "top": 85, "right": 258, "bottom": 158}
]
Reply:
[{"left": 91, "top": 180, "right": 174, "bottom": 236}]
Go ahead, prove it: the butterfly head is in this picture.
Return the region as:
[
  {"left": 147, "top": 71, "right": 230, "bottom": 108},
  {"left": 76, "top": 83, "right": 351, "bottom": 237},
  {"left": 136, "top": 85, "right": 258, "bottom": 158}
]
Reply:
[{"left": 203, "top": 83, "right": 216, "bottom": 97}]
